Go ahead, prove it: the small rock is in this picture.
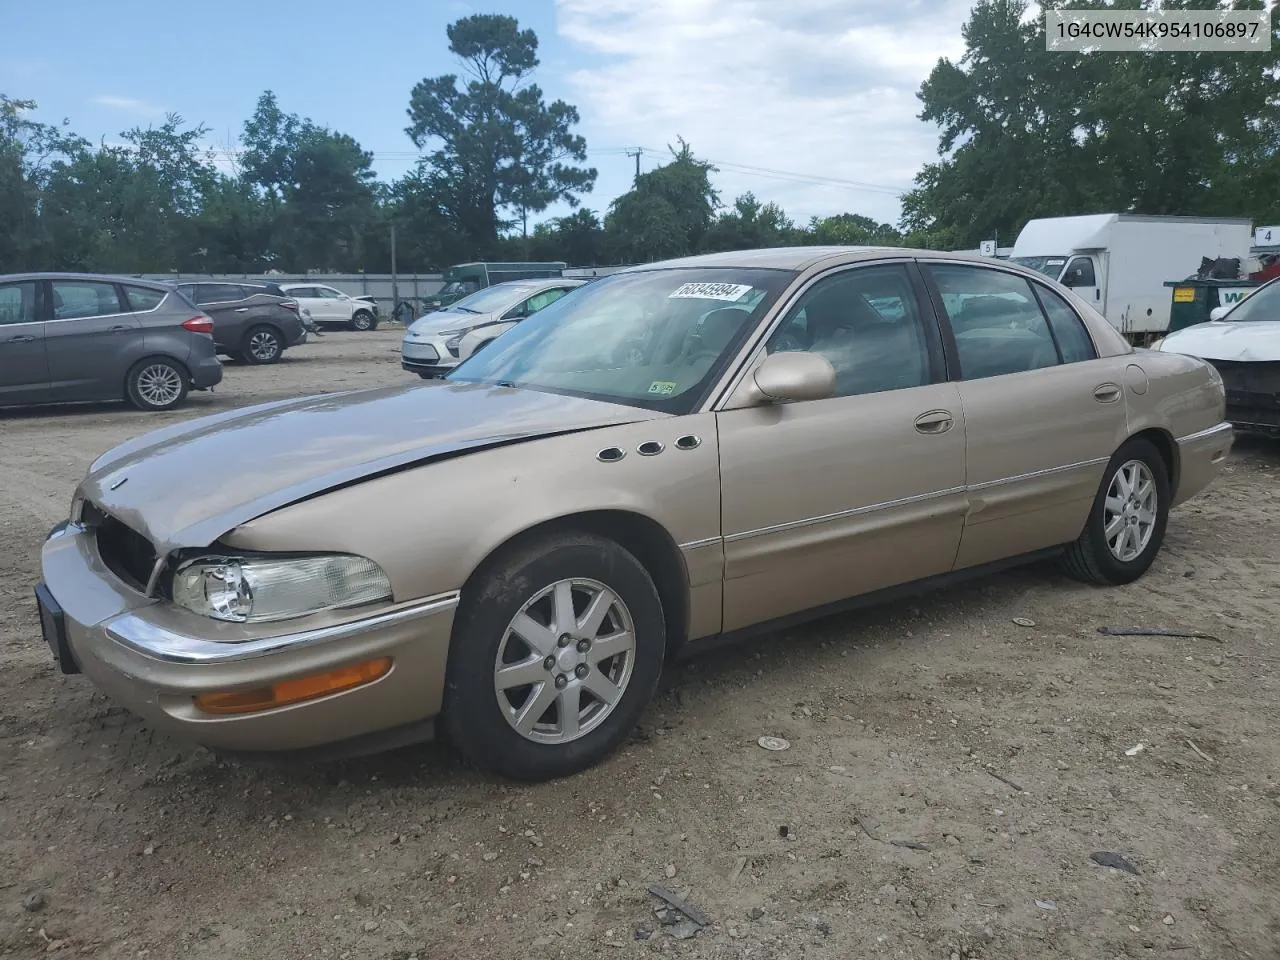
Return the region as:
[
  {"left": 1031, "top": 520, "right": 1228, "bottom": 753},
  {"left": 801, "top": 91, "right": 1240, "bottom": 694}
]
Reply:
[
  {"left": 22, "top": 892, "right": 46, "bottom": 912},
  {"left": 668, "top": 919, "right": 701, "bottom": 940},
  {"left": 1013, "top": 617, "right": 1036, "bottom": 627},
  {"left": 747, "top": 907, "right": 765, "bottom": 921},
  {"left": 1056, "top": 760, "right": 1071, "bottom": 770},
  {"left": 1163, "top": 914, "right": 1175, "bottom": 925},
  {"left": 1035, "top": 900, "right": 1057, "bottom": 911},
  {"left": 482, "top": 852, "right": 499, "bottom": 862},
  {"left": 664, "top": 864, "right": 677, "bottom": 879},
  {"left": 758, "top": 735, "right": 790, "bottom": 751},
  {"left": 142, "top": 844, "right": 156, "bottom": 856},
  {"left": 363, "top": 920, "right": 378, "bottom": 933},
  {"left": 634, "top": 925, "right": 652, "bottom": 941},
  {"left": 727, "top": 925, "right": 743, "bottom": 939}
]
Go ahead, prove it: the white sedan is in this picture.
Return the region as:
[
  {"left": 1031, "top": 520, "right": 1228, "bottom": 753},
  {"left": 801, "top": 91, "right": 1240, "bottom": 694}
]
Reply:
[
  {"left": 401, "top": 278, "right": 585, "bottom": 378},
  {"left": 279, "top": 284, "right": 380, "bottom": 331},
  {"left": 1154, "top": 277, "right": 1279, "bottom": 437}
]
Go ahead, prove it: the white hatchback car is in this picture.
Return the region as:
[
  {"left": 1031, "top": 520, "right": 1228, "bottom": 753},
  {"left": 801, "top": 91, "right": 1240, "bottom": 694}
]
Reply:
[
  {"left": 279, "top": 283, "right": 380, "bottom": 331},
  {"left": 401, "top": 278, "right": 585, "bottom": 378}
]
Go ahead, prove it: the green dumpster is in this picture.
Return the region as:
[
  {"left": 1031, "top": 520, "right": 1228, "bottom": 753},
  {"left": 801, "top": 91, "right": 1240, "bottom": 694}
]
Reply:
[{"left": 1164, "top": 278, "right": 1264, "bottom": 333}]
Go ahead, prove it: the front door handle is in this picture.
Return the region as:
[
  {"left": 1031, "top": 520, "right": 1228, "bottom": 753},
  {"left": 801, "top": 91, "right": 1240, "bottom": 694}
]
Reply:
[
  {"left": 914, "top": 409, "right": 955, "bottom": 434},
  {"left": 1093, "top": 383, "right": 1122, "bottom": 403},
  {"left": 234, "top": 307, "right": 250, "bottom": 313},
  {"left": 7, "top": 334, "right": 35, "bottom": 343},
  {"left": 109, "top": 324, "right": 130, "bottom": 332}
]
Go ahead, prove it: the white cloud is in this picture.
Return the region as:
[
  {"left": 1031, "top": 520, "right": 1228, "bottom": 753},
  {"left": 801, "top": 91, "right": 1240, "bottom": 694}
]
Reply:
[
  {"left": 91, "top": 95, "right": 165, "bottom": 116},
  {"left": 555, "top": 0, "right": 972, "bottom": 224}
]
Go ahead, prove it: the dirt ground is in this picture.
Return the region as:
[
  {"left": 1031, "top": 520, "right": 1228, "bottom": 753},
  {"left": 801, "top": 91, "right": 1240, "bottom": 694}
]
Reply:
[{"left": 2, "top": 329, "right": 1278, "bottom": 960}]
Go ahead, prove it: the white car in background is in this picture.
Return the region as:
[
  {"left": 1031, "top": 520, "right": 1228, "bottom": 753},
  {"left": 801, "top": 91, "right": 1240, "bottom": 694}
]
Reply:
[
  {"left": 279, "top": 283, "right": 380, "bottom": 331},
  {"left": 401, "top": 278, "right": 585, "bottom": 378},
  {"left": 1154, "top": 277, "right": 1280, "bottom": 437}
]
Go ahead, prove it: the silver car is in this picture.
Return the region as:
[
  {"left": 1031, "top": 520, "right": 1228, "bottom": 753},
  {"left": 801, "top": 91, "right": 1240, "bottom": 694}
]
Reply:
[{"left": 401, "top": 278, "right": 585, "bottom": 378}]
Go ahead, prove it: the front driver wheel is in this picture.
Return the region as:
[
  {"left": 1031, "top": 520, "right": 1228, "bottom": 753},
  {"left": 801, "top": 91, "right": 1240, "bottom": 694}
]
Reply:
[
  {"left": 441, "top": 533, "right": 665, "bottom": 781},
  {"left": 1062, "top": 437, "right": 1170, "bottom": 586},
  {"left": 351, "top": 310, "right": 376, "bottom": 331}
]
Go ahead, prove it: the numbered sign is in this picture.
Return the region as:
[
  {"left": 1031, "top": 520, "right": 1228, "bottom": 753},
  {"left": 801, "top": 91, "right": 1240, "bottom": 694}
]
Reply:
[
  {"left": 1257, "top": 225, "right": 1278, "bottom": 247},
  {"left": 979, "top": 240, "right": 997, "bottom": 257}
]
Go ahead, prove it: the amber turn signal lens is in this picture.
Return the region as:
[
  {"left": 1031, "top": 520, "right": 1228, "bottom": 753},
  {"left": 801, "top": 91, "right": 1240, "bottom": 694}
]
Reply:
[{"left": 194, "top": 658, "right": 392, "bottom": 715}]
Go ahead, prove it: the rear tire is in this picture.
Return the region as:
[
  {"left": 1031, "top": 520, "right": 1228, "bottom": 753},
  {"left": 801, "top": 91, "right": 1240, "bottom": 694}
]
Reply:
[
  {"left": 441, "top": 533, "right": 666, "bottom": 781},
  {"left": 243, "top": 325, "right": 283, "bottom": 364},
  {"left": 125, "top": 357, "right": 189, "bottom": 411},
  {"left": 351, "top": 310, "right": 376, "bottom": 332},
  {"left": 1062, "top": 437, "right": 1170, "bottom": 586}
]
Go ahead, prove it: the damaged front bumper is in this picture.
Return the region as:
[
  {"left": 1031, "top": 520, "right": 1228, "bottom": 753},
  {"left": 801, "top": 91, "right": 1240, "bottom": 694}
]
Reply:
[{"left": 1207, "top": 360, "right": 1280, "bottom": 436}]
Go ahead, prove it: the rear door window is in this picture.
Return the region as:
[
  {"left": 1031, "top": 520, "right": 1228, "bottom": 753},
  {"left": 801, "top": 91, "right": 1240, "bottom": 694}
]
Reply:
[
  {"left": 0, "top": 281, "right": 39, "bottom": 325},
  {"left": 122, "top": 285, "right": 167, "bottom": 312},
  {"left": 194, "top": 283, "right": 247, "bottom": 304},
  {"left": 1034, "top": 284, "right": 1097, "bottom": 363},
  {"left": 51, "top": 280, "right": 125, "bottom": 320}
]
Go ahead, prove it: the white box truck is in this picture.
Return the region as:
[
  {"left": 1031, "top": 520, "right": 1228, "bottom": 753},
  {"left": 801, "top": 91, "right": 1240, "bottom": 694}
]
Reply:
[{"left": 1009, "top": 214, "right": 1254, "bottom": 341}]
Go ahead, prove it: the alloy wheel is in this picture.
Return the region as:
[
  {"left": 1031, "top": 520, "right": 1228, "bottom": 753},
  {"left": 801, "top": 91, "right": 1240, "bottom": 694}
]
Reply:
[
  {"left": 135, "top": 363, "right": 183, "bottom": 407},
  {"left": 249, "top": 330, "right": 280, "bottom": 361},
  {"left": 1103, "top": 459, "right": 1158, "bottom": 562},
  {"left": 493, "top": 578, "right": 636, "bottom": 744}
]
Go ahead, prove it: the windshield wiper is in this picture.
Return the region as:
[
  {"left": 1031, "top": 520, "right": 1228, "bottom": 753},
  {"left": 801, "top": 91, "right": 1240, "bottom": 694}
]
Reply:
[{"left": 453, "top": 306, "right": 480, "bottom": 313}]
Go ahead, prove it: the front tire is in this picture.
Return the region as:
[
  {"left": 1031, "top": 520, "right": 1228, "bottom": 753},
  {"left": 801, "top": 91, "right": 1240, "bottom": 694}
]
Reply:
[
  {"left": 351, "top": 310, "right": 376, "bottom": 332},
  {"left": 125, "top": 358, "right": 189, "bottom": 411},
  {"left": 1062, "top": 437, "right": 1170, "bottom": 586},
  {"left": 441, "top": 533, "right": 666, "bottom": 781},
  {"left": 243, "top": 325, "right": 283, "bottom": 364}
]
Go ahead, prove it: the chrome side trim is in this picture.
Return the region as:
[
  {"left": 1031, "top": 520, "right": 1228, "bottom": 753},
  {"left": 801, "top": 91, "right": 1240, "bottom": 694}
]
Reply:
[
  {"left": 678, "top": 536, "right": 722, "bottom": 551},
  {"left": 965, "top": 456, "right": 1108, "bottom": 493},
  {"left": 103, "top": 591, "right": 462, "bottom": 664},
  {"left": 1176, "top": 422, "right": 1233, "bottom": 446},
  {"left": 725, "top": 485, "right": 967, "bottom": 543}
]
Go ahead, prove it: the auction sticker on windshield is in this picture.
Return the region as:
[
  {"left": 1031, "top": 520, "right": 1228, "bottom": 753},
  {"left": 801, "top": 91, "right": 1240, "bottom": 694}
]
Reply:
[{"left": 669, "top": 282, "right": 753, "bottom": 301}]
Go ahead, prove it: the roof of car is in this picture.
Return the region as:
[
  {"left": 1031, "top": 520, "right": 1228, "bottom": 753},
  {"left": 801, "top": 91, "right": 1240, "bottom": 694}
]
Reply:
[
  {"left": 0, "top": 272, "right": 173, "bottom": 289},
  {"left": 617, "top": 246, "right": 1000, "bottom": 273}
]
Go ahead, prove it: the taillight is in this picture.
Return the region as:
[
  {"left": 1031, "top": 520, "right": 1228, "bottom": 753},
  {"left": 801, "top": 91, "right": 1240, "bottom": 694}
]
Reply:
[
  {"left": 280, "top": 299, "right": 299, "bottom": 312},
  {"left": 182, "top": 315, "right": 214, "bottom": 334}
]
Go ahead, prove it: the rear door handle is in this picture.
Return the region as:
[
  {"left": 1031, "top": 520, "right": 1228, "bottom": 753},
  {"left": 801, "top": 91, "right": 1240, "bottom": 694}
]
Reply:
[
  {"left": 7, "top": 334, "right": 36, "bottom": 343},
  {"left": 235, "top": 307, "right": 250, "bottom": 313},
  {"left": 109, "top": 324, "right": 131, "bottom": 332},
  {"left": 914, "top": 410, "right": 955, "bottom": 434},
  {"left": 1093, "top": 383, "right": 1122, "bottom": 403}
]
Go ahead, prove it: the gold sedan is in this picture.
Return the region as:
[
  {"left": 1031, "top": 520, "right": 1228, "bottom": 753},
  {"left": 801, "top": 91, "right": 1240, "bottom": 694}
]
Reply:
[{"left": 35, "top": 248, "right": 1233, "bottom": 780}]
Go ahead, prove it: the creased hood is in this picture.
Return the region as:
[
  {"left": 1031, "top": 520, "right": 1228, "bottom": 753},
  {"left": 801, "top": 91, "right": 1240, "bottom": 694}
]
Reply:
[
  {"left": 79, "top": 381, "right": 661, "bottom": 554},
  {"left": 1161, "top": 321, "right": 1280, "bottom": 363},
  {"left": 407, "top": 309, "right": 491, "bottom": 336}
]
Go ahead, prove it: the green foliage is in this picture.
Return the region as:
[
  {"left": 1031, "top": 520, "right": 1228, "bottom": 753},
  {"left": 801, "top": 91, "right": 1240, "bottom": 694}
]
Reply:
[
  {"left": 902, "top": 0, "right": 1280, "bottom": 245},
  {"left": 405, "top": 14, "right": 596, "bottom": 248}
]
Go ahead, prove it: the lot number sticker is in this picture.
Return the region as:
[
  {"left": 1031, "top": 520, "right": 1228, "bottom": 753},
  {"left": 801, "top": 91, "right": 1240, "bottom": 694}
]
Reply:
[
  {"left": 647, "top": 381, "right": 677, "bottom": 395},
  {"left": 668, "top": 282, "right": 753, "bottom": 302}
]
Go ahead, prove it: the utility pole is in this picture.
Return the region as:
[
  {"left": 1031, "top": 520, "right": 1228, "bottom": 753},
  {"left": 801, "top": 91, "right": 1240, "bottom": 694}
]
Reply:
[
  {"left": 625, "top": 148, "right": 643, "bottom": 186},
  {"left": 390, "top": 222, "right": 399, "bottom": 323}
]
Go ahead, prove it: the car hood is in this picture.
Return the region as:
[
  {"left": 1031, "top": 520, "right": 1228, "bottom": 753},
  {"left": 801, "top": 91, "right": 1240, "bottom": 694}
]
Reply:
[
  {"left": 78, "top": 382, "right": 662, "bottom": 555},
  {"left": 407, "top": 309, "right": 496, "bottom": 336},
  {"left": 1160, "top": 321, "right": 1280, "bottom": 362}
]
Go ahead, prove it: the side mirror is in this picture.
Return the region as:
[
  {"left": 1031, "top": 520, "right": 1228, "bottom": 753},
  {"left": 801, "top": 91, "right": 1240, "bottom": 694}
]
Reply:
[
  {"left": 1209, "top": 306, "right": 1229, "bottom": 321},
  {"left": 751, "top": 351, "right": 836, "bottom": 403}
]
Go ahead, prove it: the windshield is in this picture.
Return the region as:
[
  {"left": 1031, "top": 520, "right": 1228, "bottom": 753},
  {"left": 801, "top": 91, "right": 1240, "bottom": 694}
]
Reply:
[
  {"left": 1011, "top": 256, "right": 1067, "bottom": 279},
  {"left": 448, "top": 284, "right": 534, "bottom": 314},
  {"left": 439, "top": 280, "right": 479, "bottom": 297},
  {"left": 1220, "top": 280, "right": 1278, "bottom": 323},
  {"left": 448, "top": 267, "right": 794, "bottom": 413}
]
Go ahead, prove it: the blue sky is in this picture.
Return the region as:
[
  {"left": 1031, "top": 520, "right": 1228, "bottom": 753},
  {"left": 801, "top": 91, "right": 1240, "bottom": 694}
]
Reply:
[{"left": 0, "top": 0, "right": 979, "bottom": 228}]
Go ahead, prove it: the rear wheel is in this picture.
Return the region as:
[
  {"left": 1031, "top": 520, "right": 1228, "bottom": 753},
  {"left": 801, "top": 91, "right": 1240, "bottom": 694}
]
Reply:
[
  {"left": 243, "top": 325, "right": 283, "bottom": 364},
  {"left": 351, "top": 310, "right": 376, "bottom": 332},
  {"left": 126, "top": 358, "right": 188, "bottom": 411},
  {"left": 441, "top": 533, "right": 666, "bottom": 781},
  {"left": 1062, "top": 437, "right": 1170, "bottom": 585}
]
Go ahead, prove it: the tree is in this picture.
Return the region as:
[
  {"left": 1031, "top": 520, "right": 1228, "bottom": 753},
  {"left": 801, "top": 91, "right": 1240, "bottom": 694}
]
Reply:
[
  {"left": 902, "top": 0, "right": 1280, "bottom": 246},
  {"left": 240, "top": 91, "right": 379, "bottom": 270},
  {"left": 701, "top": 192, "right": 798, "bottom": 252},
  {"left": 0, "top": 95, "right": 86, "bottom": 271},
  {"left": 405, "top": 14, "right": 596, "bottom": 247},
  {"left": 805, "top": 212, "right": 901, "bottom": 246},
  {"left": 605, "top": 139, "right": 719, "bottom": 261}
]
